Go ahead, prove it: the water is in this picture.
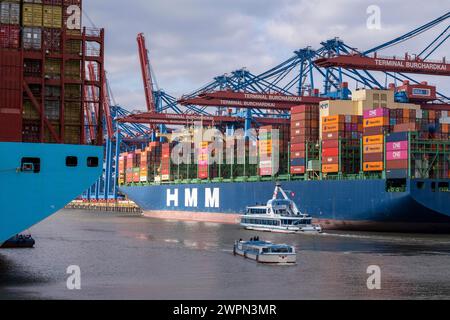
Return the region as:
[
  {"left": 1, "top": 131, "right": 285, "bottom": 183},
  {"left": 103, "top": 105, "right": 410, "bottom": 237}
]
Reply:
[{"left": 1, "top": 210, "right": 450, "bottom": 300}]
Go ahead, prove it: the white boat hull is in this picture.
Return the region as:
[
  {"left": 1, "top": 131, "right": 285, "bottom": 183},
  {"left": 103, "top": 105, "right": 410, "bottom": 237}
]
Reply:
[
  {"left": 234, "top": 247, "right": 297, "bottom": 264},
  {"left": 243, "top": 224, "right": 322, "bottom": 234}
]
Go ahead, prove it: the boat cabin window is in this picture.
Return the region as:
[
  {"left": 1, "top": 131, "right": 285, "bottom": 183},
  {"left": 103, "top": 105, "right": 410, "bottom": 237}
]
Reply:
[
  {"left": 247, "top": 208, "right": 267, "bottom": 214},
  {"left": 87, "top": 157, "right": 99, "bottom": 168},
  {"left": 264, "top": 247, "right": 293, "bottom": 254},
  {"left": 21, "top": 158, "right": 40, "bottom": 173},
  {"left": 66, "top": 156, "right": 78, "bottom": 167}
]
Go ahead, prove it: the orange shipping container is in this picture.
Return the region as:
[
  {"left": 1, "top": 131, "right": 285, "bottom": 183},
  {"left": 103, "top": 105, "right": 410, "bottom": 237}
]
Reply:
[
  {"left": 322, "top": 123, "right": 345, "bottom": 133},
  {"left": 364, "top": 117, "right": 389, "bottom": 128},
  {"left": 322, "top": 164, "right": 339, "bottom": 173},
  {"left": 363, "top": 144, "right": 384, "bottom": 154},
  {"left": 363, "top": 162, "right": 384, "bottom": 172},
  {"left": 363, "top": 135, "right": 384, "bottom": 145},
  {"left": 322, "top": 115, "right": 345, "bottom": 125}
]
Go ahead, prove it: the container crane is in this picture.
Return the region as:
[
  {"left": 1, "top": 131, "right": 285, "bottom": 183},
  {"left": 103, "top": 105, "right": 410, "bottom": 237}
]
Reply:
[{"left": 137, "top": 33, "right": 157, "bottom": 113}]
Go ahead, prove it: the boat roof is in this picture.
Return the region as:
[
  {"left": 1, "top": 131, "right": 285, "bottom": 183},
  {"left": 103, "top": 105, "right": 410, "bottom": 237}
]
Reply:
[{"left": 241, "top": 241, "right": 293, "bottom": 249}]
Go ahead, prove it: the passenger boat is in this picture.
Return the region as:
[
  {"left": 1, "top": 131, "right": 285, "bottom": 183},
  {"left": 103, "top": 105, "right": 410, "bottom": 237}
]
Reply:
[
  {"left": 240, "top": 183, "right": 323, "bottom": 234},
  {"left": 1, "top": 234, "right": 35, "bottom": 249},
  {"left": 233, "top": 239, "right": 296, "bottom": 264}
]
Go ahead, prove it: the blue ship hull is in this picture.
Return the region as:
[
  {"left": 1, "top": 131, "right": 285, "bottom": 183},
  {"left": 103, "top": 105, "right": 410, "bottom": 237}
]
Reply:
[
  {"left": 0, "top": 142, "right": 103, "bottom": 244},
  {"left": 120, "top": 179, "right": 450, "bottom": 233}
]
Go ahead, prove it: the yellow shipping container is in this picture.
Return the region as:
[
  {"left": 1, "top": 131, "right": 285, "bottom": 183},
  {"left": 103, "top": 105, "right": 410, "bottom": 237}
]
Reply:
[
  {"left": 23, "top": 4, "right": 43, "bottom": 27},
  {"left": 322, "top": 115, "right": 344, "bottom": 125},
  {"left": 363, "top": 135, "right": 384, "bottom": 145},
  {"left": 43, "top": 5, "right": 62, "bottom": 28},
  {"left": 363, "top": 162, "right": 384, "bottom": 172},
  {"left": 363, "top": 144, "right": 384, "bottom": 154},
  {"left": 322, "top": 164, "right": 339, "bottom": 173},
  {"left": 364, "top": 117, "right": 389, "bottom": 128}
]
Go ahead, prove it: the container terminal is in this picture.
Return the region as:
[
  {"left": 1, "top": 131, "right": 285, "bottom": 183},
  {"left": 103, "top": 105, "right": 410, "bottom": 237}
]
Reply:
[
  {"left": 0, "top": 1, "right": 449, "bottom": 242},
  {"left": 115, "top": 14, "right": 450, "bottom": 233}
]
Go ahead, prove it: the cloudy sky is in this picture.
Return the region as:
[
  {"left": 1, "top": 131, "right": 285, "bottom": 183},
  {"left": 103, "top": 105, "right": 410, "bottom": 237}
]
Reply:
[{"left": 83, "top": 0, "right": 449, "bottom": 110}]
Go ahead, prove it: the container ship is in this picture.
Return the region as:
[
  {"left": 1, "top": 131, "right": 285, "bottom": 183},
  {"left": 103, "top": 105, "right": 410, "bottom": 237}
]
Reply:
[
  {"left": 119, "top": 88, "right": 450, "bottom": 233},
  {"left": 0, "top": 0, "right": 104, "bottom": 243}
]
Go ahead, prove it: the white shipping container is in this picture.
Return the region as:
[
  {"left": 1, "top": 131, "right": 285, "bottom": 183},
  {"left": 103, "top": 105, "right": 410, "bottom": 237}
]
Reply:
[
  {"left": 439, "top": 117, "right": 450, "bottom": 124},
  {"left": 0, "top": 2, "right": 20, "bottom": 25},
  {"left": 22, "top": 27, "right": 42, "bottom": 50},
  {"left": 416, "top": 109, "right": 423, "bottom": 119}
]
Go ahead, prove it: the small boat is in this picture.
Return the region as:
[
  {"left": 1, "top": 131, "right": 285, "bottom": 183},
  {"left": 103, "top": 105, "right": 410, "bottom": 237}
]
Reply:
[
  {"left": 240, "top": 183, "right": 322, "bottom": 234},
  {"left": 1, "top": 234, "right": 35, "bottom": 249},
  {"left": 233, "top": 238, "right": 296, "bottom": 265}
]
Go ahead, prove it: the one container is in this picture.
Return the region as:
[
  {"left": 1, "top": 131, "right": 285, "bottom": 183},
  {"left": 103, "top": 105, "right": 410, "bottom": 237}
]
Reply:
[
  {"left": 22, "top": 27, "right": 42, "bottom": 50},
  {"left": 0, "top": 24, "right": 20, "bottom": 49},
  {"left": 363, "top": 162, "right": 384, "bottom": 172},
  {"left": 0, "top": 1, "right": 20, "bottom": 25},
  {"left": 23, "top": 3, "right": 43, "bottom": 27}
]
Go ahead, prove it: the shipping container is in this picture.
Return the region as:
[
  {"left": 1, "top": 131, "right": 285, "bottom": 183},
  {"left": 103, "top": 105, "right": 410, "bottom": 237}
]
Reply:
[
  {"left": 22, "top": 27, "right": 42, "bottom": 50},
  {"left": 23, "top": 3, "right": 43, "bottom": 27},
  {"left": 0, "top": 1, "right": 20, "bottom": 25},
  {"left": 0, "top": 23, "right": 20, "bottom": 48}
]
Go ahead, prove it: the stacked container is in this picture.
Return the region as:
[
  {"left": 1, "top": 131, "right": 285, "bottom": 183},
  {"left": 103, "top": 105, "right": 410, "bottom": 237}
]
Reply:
[
  {"left": 259, "top": 126, "right": 275, "bottom": 176},
  {"left": 161, "top": 143, "right": 171, "bottom": 181},
  {"left": 321, "top": 115, "right": 363, "bottom": 174},
  {"left": 148, "top": 142, "right": 162, "bottom": 182},
  {"left": 198, "top": 141, "right": 209, "bottom": 180},
  {"left": 125, "top": 153, "right": 134, "bottom": 184},
  {"left": 385, "top": 132, "right": 409, "bottom": 179},
  {"left": 118, "top": 155, "right": 125, "bottom": 185},
  {"left": 132, "top": 151, "right": 141, "bottom": 183},
  {"left": 290, "top": 105, "right": 319, "bottom": 175},
  {"left": 140, "top": 149, "right": 148, "bottom": 182},
  {"left": 0, "top": 0, "right": 103, "bottom": 145},
  {"left": 0, "top": 0, "right": 20, "bottom": 48},
  {"left": 362, "top": 108, "right": 390, "bottom": 172}
]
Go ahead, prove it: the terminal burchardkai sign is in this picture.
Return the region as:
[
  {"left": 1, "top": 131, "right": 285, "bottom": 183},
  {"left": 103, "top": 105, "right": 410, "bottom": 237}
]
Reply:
[{"left": 315, "top": 55, "right": 449, "bottom": 76}]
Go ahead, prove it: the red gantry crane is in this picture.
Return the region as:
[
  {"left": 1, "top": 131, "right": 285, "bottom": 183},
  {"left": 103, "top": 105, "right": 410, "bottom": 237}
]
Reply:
[{"left": 137, "top": 33, "right": 157, "bottom": 113}]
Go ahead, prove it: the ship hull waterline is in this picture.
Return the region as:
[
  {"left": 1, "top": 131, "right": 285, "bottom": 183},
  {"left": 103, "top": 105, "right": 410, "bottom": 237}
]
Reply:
[{"left": 120, "top": 179, "right": 450, "bottom": 233}]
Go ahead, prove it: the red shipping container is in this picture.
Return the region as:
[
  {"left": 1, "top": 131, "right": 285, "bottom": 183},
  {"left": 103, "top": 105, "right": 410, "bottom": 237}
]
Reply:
[
  {"left": 363, "top": 153, "right": 384, "bottom": 162},
  {"left": 290, "top": 143, "right": 306, "bottom": 152},
  {"left": 259, "top": 168, "right": 273, "bottom": 176},
  {"left": 43, "top": 28, "right": 61, "bottom": 52},
  {"left": 322, "top": 140, "right": 339, "bottom": 149},
  {"left": 291, "top": 151, "right": 306, "bottom": 159},
  {"left": 0, "top": 24, "right": 20, "bottom": 49},
  {"left": 0, "top": 51, "right": 22, "bottom": 142},
  {"left": 386, "top": 160, "right": 408, "bottom": 170},
  {"left": 322, "top": 148, "right": 339, "bottom": 157},
  {"left": 322, "top": 156, "right": 339, "bottom": 164},
  {"left": 322, "top": 132, "right": 342, "bottom": 140},
  {"left": 290, "top": 166, "right": 305, "bottom": 174},
  {"left": 363, "top": 126, "right": 389, "bottom": 136}
]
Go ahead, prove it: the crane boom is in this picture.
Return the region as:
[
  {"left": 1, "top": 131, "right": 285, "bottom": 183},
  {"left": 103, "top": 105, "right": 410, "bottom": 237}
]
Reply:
[{"left": 137, "top": 33, "right": 157, "bottom": 112}]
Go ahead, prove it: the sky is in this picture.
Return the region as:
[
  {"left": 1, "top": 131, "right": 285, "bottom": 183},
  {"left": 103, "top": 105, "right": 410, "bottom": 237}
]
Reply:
[{"left": 83, "top": 0, "right": 449, "bottom": 110}]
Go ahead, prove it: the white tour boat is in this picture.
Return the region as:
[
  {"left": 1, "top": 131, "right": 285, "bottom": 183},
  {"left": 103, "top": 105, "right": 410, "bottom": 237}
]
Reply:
[
  {"left": 240, "top": 183, "right": 322, "bottom": 234},
  {"left": 233, "top": 239, "right": 296, "bottom": 264}
]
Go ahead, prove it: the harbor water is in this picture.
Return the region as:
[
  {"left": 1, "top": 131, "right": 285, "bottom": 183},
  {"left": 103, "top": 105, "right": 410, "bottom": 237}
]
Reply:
[{"left": 1, "top": 210, "right": 450, "bottom": 300}]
